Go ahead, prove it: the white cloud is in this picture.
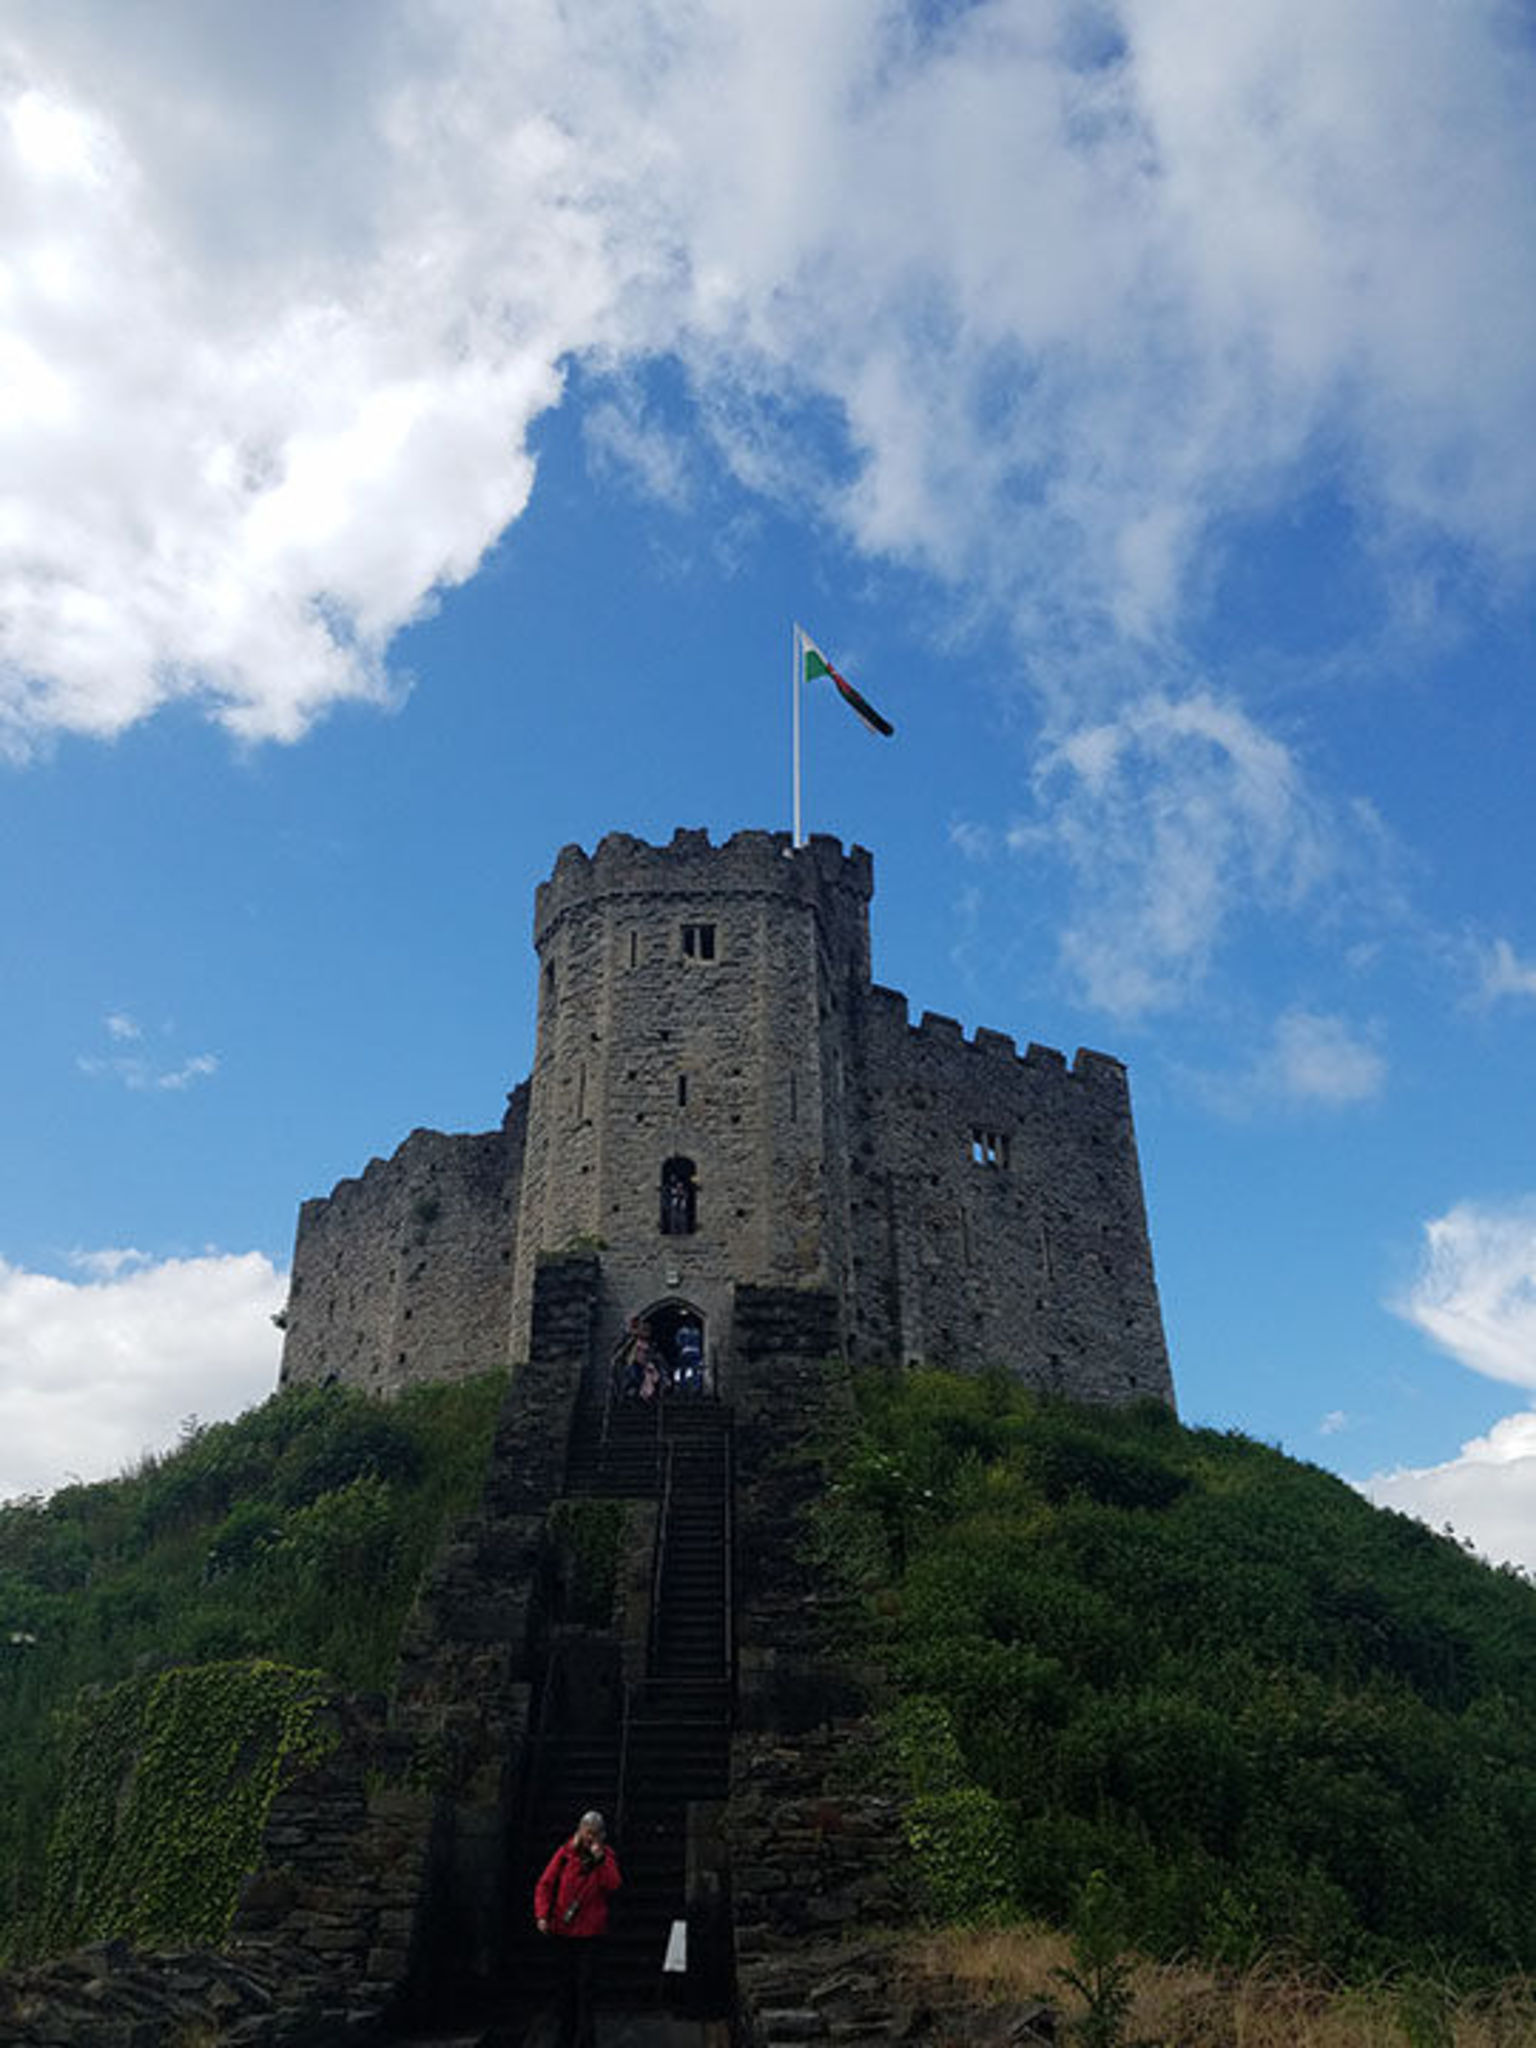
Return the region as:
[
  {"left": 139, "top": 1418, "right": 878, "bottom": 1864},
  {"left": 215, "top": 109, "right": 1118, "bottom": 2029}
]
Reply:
[
  {"left": 949, "top": 820, "right": 996, "bottom": 863},
  {"left": 0, "top": 1249, "right": 284, "bottom": 1503},
  {"left": 1191, "top": 1005, "right": 1386, "bottom": 1115},
  {"left": 1391, "top": 1199, "right": 1536, "bottom": 1392},
  {"left": 1363, "top": 1410, "right": 1536, "bottom": 1576},
  {"left": 1267, "top": 1008, "right": 1385, "bottom": 1106},
  {"left": 1, "top": 2, "right": 1534, "bottom": 752},
  {"left": 1319, "top": 1409, "right": 1349, "bottom": 1436},
  {"left": 78, "top": 1011, "right": 218, "bottom": 1091},
  {"left": 78, "top": 1049, "right": 219, "bottom": 1092},
  {"left": 1360, "top": 1200, "right": 1536, "bottom": 1572},
  {"left": 583, "top": 385, "right": 694, "bottom": 512},
  {"left": 1480, "top": 937, "right": 1536, "bottom": 1003},
  {"left": 1008, "top": 691, "right": 1337, "bottom": 1015}
]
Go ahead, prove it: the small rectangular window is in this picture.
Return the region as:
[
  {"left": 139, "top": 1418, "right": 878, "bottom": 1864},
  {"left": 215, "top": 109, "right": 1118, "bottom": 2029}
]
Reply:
[
  {"left": 681, "top": 922, "right": 717, "bottom": 961},
  {"left": 971, "top": 1128, "right": 1009, "bottom": 1168}
]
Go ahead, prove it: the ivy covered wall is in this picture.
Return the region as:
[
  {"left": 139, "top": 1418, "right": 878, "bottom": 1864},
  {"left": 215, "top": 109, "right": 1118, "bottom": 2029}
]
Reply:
[{"left": 43, "top": 1659, "right": 335, "bottom": 1952}]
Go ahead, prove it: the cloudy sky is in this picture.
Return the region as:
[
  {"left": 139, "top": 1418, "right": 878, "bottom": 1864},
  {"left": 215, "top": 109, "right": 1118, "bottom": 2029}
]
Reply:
[{"left": 4, "top": 0, "right": 1536, "bottom": 1566}]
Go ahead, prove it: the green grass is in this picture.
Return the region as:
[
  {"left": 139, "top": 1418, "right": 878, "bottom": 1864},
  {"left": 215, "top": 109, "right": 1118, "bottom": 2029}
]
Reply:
[
  {"left": 824, "top": 1367, "right": 1536, "bottom": 1981},
  {"left": 0, "top": 1371, "right": 505, "bottom": 1963}
]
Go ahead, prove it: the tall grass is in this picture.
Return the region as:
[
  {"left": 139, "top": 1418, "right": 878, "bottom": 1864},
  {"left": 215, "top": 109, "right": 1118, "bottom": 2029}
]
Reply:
[{"left": 905, "top": 1926, "right": 1536, "bottom": 2046}]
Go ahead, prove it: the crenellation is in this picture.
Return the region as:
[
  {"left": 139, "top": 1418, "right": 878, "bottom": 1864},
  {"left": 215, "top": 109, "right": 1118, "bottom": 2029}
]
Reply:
[
  {"left": 280, "top": 826, "right": 1172, "bottom": 1409},
  {"left": 864, "top": 985, "right": 910, "bottom": 1039},
  {"left": 1072, "top": 1047, "right": 1128, "bottom": 1088},
  {"left": 974, "top": 1027, "right": 1017, "bottom": 1059},
  {"left": 915, "top": 1010, "right": 964, "bottom": 1042}
]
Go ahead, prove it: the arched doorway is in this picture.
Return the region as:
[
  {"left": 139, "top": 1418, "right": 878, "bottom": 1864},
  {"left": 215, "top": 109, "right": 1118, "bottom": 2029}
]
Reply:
[{"left": 612, "top": 1297, "right": 710, "bottom": 1399}]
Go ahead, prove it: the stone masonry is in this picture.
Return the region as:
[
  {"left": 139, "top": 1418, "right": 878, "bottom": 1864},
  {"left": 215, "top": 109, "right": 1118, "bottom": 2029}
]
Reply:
[{"left": 280, "top": 827, "right": 1173, "bottom": 1409}]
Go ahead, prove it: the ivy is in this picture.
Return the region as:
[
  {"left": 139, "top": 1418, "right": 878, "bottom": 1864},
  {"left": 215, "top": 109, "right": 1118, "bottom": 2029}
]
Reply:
[
  {"left": 548, "top": 1498, "right": 626, "bottom": 1625},
  {"left": 42, "top": 1659, "right": 335, "bottom": 1952},
  {"left": 885, "top": 1694, "right": 1016, "bottom": 1923}
]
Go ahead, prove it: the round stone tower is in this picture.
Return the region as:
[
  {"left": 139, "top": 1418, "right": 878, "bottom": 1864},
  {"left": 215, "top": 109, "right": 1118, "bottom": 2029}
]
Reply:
[{"left": 507, "top": 828, "right": 874, "bottom": 1382}]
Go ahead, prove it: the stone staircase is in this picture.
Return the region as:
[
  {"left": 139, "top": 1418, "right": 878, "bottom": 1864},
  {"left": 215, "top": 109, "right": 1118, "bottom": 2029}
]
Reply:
[{"left": 502, "top": 1394, "right": 734, "bottom": 2034}]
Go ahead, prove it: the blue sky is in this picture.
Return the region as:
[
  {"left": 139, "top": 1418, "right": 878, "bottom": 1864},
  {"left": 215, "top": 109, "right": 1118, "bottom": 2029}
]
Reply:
[{"left": 4, "top": 0, "right": 1536, "bottom": 1566}]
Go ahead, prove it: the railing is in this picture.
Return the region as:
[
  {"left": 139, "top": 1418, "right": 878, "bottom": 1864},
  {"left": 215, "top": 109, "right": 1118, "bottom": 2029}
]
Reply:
[
  {"left": 720, "top": 1421, "right": 735, "bottom": 1690},
  {"left": 614, "top": 1676, "right": 635, "bottom": 1845},
  {"left": 648, "top": 1442, "right": 676, "bottom": 1676},
  {"left": 600, "top": 1344, "right": 618, "bottom": 1451},
  {"left": 524, "top": 1638, "right": 564, "bottom": 1854}
]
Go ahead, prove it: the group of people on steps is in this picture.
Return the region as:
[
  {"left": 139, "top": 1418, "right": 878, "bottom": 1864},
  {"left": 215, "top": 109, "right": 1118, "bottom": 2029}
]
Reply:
[{"left": 616, "top": 1311, "right": 707, "bottom": 1400}]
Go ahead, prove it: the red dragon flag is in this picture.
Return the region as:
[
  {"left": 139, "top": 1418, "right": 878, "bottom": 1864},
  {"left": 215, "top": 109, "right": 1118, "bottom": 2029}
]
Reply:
[{"left": 801, "top": 632, "right": 894, "bottom": 737}]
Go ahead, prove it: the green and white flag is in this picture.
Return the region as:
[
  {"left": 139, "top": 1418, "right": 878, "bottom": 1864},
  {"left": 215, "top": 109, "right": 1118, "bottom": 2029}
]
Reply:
[{"left": 800, "top": 631, "right": 894, "bottom": 738}]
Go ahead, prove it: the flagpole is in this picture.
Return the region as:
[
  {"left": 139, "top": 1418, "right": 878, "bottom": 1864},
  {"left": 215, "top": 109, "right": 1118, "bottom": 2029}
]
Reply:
[{"left": 791, "top": 621, "right": 804, "bottom": 849}]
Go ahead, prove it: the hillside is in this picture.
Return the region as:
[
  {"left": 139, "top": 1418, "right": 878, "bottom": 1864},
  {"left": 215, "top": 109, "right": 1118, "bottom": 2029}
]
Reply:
[
  {"left": 825, "top": 1369, "right": 1536, "bottom": 1980},
  {"left": 0, "top": 1373, "right": 503, "bottom": 1964},
  {"left": 7, "top": 1357, "right": 1536, "bottom": 2005}
]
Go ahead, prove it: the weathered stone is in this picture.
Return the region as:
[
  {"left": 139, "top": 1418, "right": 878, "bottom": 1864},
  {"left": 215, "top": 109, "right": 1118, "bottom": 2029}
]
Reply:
[
  {"left": 281, "top": 829, "right": 1172, "bottom": 1412},
  {"left": 758, "top": 2011, "right": 827, "bottom": 2041}
]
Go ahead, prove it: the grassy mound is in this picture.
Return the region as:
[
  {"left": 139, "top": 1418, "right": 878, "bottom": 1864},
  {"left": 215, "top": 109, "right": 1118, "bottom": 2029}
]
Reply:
[{"left": 826, "top": 1368, "right": 1536, "bottom": 1980}]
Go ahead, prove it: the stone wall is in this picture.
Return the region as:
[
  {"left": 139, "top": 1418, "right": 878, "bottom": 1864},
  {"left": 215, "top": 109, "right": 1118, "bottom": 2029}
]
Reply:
[
  {"left": 281, "top": 1093, "right": 525, "bottom": 1395},
  {"left": 727, "top": 1286, "right": 920, "bottom": 2046},
  {"left": 226, "top": 1697, "right": 443, "bottom": 2018},
  {"left": 0, "top": 1697, "right": 440, "bottom": 2048},
  {"left": 847, "top": 990, "right": 1173, "bottom": 1402},
  {"left": 393, "top": 1252, "right": 600, "bottom": 1992}
]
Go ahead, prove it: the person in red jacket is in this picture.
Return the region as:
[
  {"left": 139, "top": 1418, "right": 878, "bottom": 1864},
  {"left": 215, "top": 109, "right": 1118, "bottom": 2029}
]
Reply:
[{"left": 534, "top": 1809, "right": 622, "bottom": 2047}]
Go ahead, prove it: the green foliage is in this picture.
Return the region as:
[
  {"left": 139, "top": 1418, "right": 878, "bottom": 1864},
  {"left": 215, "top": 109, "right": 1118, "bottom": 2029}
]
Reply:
[
  {"left": 274, "top": 1406, "right": 424, "bottom": 1508},
  {"left": 829, "top": 1368, "right": 1536, "bottom": 1980},
  {"left": 1394, "top": 1975, "right": 1456, "bottom": 2048},
  {"left": 1052, "top": 1869, "right": 1139, "bottom": 2048},
  {"left": 548, "top": 1497, "right": 626, "bottom": 1625},
  {"left": 42, "top": 1660, "right": 333, "bottom": 1952},
  {"left": 887, "top": 1697, "right": 1016, "bottom": 1922},
  {"left": 0, "top": 1370, "right": 504, "bottom": 1963}
]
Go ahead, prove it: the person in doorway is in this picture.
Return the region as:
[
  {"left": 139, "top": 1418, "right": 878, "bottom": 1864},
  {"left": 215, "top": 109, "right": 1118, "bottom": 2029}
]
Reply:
[
  {"left": 633, "top": 1319, "right": 662, "bottom": 1401},
  {"left": 674, "top": 1318, "right": 704, "bottom": 1395},
  {"left": 534, "top": 1809, "right": 621, "bottom": 2048},
  {"left": 618, "top": 1315, "right": 645, "bottom": 1398}
]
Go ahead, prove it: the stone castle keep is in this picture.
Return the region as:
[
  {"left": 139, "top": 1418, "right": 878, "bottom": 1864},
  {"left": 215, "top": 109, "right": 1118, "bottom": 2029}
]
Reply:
[{"left": 280, "top": 826, "right": 1173, "bottom": 1407}]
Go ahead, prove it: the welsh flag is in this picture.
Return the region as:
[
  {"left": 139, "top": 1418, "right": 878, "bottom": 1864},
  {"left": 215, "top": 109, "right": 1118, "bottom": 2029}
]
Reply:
[{"left": 802, "top": 633, "right": 894, "bottom": 737}]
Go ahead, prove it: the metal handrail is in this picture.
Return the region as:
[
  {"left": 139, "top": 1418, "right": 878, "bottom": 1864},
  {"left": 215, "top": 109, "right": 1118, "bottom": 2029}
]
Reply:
[
  {"left": 720, "top": 1420, "right": 735, "bottom": 1689},
  {"left": 614, "top": 1676, "right": 634, "bottom": 1845},
  {"left": 648, "top": 1442, "right": 676, "bottom": 1675},
  {"left": 524, "top": 1636, "right": 564, "bottom": 1858},
  {"left": 600, "top": 1345, "right": 618, "bottom": 1450}
]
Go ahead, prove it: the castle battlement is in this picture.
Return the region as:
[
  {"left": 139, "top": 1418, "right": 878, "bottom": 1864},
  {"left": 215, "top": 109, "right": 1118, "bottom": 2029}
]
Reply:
[
  {"left": 280, "top": 826, "right": 1172, "bottom": 1409},
  {"left": 865, "top": 986, "right": 1129, "bottom": 1093},
  {"left": 535, "top": 825, "right": 873, "bottom": 949}
]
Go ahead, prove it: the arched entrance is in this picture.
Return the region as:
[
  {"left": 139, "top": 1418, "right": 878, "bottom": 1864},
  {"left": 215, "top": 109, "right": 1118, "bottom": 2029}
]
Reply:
[{"left": 611, "top": 1296, "right": 710, "bottom": 1398}]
